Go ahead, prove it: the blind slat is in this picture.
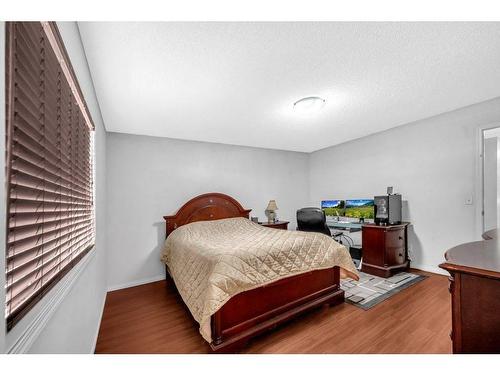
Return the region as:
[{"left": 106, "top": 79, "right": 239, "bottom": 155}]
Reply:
[
  {"left": 7, "top": 223, "right": 93, "bottom": 261},
  {"left": 12, "top": 128, "right": 93, "bottom": 188},
  {"left": 11, "top": 168, "right": 92, "bottom": 201},
  {"left": 6, "top": 239, "right": 94, "bottom": 307},
  {"left": 7, "top": 225, "right": 94, "bottom": 260},
  {"left": 9, "top": 211, "right": 94, "bottom": 229},
  {"left": 7, "top": 216, "right": 93, "bottom": 244},
  {"left": 10, "top": 179, "right": 93, "bottom": 204},
  {"left": 6, "top": 233, "right": 95, "bottom": 288},
  {"left": 11, "top": 154, "right": 92, "bottom": 196},
  {"left": 6, "top": 236, "right": 95, "bottom": 292}
]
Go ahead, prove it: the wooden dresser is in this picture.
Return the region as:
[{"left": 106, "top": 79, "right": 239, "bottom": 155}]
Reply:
[
  {"left": 439, "top": 234, "right": 500, "bottom": 353},
  {"left": 361, "top": 223, "right": 410, "bottom": 278},
  {"left": 482, "top": 228, "right": 498, "bottom": 240}
]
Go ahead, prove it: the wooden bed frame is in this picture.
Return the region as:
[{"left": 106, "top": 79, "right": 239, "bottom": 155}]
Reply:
[{"left": 163, "top": 192, "right": 344, "bottom": 353}]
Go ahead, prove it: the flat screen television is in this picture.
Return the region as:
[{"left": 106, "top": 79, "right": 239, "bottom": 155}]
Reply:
[
  {"left": 345, "top": 199, "right": 375, "bottom": 219},
  {"left": 321, "top": 200, "right": 345, "bottom": 217}
]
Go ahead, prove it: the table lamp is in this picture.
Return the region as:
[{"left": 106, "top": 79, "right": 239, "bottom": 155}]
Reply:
[{"left": 265, "top": 200, "right": 278, "bottom": 223}]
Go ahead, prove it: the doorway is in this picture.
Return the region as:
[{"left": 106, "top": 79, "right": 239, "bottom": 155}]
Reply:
[{"left": 482, "top": 126, "right": 500, "bottom": 232}]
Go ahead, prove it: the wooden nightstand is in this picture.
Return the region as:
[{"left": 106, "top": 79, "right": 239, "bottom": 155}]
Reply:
[{"left": 258, "top": 221, "right": 289, "bottom": 230}]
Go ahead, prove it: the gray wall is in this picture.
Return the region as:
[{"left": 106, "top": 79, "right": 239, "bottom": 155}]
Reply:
[
  {"left": 105, "top": 133, "right": 309, "bottom": 290},
  {"left": 1, "top": 22, "right": 108, "bottom": 353},
  {"left": 309, "top": 97, "right": 500, "bottom": 273}
]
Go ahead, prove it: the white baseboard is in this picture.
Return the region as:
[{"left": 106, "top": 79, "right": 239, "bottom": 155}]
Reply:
[
  {"left": 107, "top": 274, "right": 165, "bottom": 292},
  {"left": 91, "top": 291, "right": 107, "bottom": 353},
  {"left": 411, "top": 264, "right": 448, "bottom": 276}
]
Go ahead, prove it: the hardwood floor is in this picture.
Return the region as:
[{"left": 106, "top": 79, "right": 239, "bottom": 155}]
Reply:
[{"left": 94, "top": 270, "right": 452, "bottom": 354}]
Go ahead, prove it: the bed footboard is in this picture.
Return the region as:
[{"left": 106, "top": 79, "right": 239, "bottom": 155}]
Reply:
[{"left": 210, "top": 266, "right": 343, "bottom": 353}]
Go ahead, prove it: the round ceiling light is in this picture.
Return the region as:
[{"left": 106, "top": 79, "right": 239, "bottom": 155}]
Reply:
[{"left": 293, "top": 96, "right": 326, "bottom": 115}]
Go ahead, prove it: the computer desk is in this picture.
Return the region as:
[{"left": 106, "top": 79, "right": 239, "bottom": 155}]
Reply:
[{"left": 327, "top": 221, "right": 363, "bottom": 232}]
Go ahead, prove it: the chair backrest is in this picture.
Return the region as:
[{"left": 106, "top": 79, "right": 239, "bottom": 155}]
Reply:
[{"left": 296, "top": 207, "right": 331, "bottom": 236}]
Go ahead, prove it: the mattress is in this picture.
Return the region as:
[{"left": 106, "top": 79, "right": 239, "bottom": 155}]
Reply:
[{"left": 161, "top": 217, "right": 358, "bottom": 342}]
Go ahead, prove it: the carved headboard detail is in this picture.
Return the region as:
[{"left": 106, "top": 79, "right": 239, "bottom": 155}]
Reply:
[{"left": 163, "top": 193, "right": 252, "bottom": 237}]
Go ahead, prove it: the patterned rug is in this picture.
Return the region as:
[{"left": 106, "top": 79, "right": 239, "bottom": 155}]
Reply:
[{"left": 340, "top": 271, "right": 426, "bottom": 309}]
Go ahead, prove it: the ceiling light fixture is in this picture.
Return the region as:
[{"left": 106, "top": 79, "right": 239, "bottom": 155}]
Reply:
[{"left": 293, "top": 96, "right": 326, "bottom": 115}]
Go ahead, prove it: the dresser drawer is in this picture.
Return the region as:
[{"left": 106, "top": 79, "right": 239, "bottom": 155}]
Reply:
[
  {"left": 385, "top": 229, "right": 405, "bottom": 265},
  {"left": 385, "top": 228, "right": 405, "bottom": 247},
  {"left": 386, "top": 245, "right": 406, "bottom": 265}
]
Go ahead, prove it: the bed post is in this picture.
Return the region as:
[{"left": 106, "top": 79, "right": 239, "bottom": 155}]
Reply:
[
  {"left": 165, "top": 265, "right": 174, "bottom": 292},
  {"left": 211, "top": 312, "right": 223, "bottom": 346},
  {"left": 328, "top": 266, "right": 344, "bottom": 306}
]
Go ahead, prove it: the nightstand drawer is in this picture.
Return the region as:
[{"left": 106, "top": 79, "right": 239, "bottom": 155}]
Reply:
[{"left": 258, "top": 221, "right": 289, "bottom": 230}]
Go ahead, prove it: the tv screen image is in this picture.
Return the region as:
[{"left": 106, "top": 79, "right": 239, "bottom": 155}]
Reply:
[
  {"left": 321, "top": 200, "right": 345, "bottom": 217},
  {"left": 345, "top": 199, "right": 375, "bottom": 219}
]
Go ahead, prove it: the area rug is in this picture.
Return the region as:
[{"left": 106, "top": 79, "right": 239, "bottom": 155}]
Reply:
[{"left": 340, "top": 271, "right": 427, "bottom": 310}]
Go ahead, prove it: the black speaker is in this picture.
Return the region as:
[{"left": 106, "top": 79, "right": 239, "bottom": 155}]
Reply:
[{"left": 374, "top": 194, "right": 402, "bottom": 225}]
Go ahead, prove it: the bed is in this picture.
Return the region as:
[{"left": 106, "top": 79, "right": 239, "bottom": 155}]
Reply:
[{"left": 162, "top": 192, "right": 357, "bottom": 352}]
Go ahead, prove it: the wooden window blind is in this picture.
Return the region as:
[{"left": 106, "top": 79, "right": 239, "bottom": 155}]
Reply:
[{"left": 5, "top": 22, "right": 95, "bottom": 330}]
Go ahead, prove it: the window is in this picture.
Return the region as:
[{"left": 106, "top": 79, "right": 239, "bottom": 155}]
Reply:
[{"left": 5, "top": 22, "right": 95, "bottom": 330}]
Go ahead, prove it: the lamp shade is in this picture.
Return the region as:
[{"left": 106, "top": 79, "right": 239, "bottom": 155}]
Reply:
[{"left": 266, "top": 200, "right": 278, "bottom": 211}]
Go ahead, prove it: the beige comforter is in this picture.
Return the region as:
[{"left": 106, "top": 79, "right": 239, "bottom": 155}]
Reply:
[{"left": 161, "top": 217, "right": 358, "bottom": 342}]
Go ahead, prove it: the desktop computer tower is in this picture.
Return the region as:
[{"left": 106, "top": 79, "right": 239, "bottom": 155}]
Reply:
[{"left": 374, "top": 194, "right": 402, "bottom": 225}]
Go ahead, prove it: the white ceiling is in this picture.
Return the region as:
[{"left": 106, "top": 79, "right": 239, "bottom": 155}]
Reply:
[{"left": 78, "top": 22, "right": 500, "bottom": 152}]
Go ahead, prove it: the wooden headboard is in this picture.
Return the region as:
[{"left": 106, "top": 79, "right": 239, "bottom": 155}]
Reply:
[{"left": 163, "top": 193, "right": 252, "bottom": 237}]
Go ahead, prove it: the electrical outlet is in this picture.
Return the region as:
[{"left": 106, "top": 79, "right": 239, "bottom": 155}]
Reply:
[
  {"left": 408, "top": 248, "right": 414, "bottom": 261},
  {"left": 465, "top": 194, "right": 473, "bottom": 205}
]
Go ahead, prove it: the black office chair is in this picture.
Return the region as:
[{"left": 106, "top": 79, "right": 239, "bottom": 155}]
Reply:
[
  {"left": 296, "top": 207, "right": 332, "bottom": 236},
  {"left": 296, "top": 207, "right": 349, "bottom": 245}
]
